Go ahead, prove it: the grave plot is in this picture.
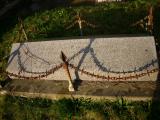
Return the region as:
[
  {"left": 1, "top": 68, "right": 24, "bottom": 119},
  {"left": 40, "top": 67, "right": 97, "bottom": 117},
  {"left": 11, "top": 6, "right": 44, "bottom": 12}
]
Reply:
[
  {"left": 6, "top": 36, "right": 158, "bottom": 82},
  {"left": 4, "top": 36, "right": 160, "bottom": 99}
]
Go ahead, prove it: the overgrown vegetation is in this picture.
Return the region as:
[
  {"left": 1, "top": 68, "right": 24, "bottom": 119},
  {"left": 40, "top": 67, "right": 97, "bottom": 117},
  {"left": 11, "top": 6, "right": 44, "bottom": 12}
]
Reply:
[
  {"left": 0, "top": 1, "right": 160, "bottom": 119},
  {"left": 0, "top": 95, "right": 160, "bottom": 120},
  {"left": 1, "top": 1, "right": 160, "bottom": 80}
]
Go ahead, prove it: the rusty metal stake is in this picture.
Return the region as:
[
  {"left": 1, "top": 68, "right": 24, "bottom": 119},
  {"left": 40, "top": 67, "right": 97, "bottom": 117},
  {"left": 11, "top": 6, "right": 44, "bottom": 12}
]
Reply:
[
  {"left": 18, "top": 17, "right": 28, "bottom": 41},
  {"left": 61, "top": 51, "right": 75, "bottom": 92}
]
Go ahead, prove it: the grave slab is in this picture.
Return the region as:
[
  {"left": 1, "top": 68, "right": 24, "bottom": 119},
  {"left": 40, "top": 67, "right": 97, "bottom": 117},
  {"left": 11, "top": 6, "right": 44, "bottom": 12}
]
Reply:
[{"left": 6, "top": 36, "right": 159, "bottom": 81}]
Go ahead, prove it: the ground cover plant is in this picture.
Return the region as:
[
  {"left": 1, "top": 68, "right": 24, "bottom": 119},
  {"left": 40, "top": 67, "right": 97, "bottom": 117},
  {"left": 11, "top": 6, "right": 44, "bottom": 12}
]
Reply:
[
  {"left": 0, "top": 95, "right": 160, "bottom": 120},
  {"left": 0, "top": 0, "right": 160, "bottom": 119},
  {"left": 0, "top": 1, "right": 160, "bottom": 75}
]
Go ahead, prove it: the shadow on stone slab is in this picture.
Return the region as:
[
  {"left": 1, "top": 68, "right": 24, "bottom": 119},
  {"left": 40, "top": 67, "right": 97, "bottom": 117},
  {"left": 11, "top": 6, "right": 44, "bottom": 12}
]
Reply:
[
  {"left": 73, "top": 79, "right": 83, "bottom": 91},
  {"left": 3, "top": 79, "right": 159, "bottom": 99}
]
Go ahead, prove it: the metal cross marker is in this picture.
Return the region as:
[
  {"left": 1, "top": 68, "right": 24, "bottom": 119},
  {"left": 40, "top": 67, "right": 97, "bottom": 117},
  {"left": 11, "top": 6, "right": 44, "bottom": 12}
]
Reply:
[
  {"left": 60, "top": 51, "right": 75, "bottom": 92},
  {"left": 66, "top": 12, "right": 96, "bottom": 36}
]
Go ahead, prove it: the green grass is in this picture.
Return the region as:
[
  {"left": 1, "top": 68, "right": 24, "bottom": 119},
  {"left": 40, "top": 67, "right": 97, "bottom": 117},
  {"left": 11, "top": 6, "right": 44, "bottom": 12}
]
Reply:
[
  {"left": 1, "top": 1, "right": 160, "bottom": 80},
  {"left": 0, "top": 1, "right": 160, "bottom": 119},
  {"left": 0, "top": 95, "right": 160, "bottom": 120}
]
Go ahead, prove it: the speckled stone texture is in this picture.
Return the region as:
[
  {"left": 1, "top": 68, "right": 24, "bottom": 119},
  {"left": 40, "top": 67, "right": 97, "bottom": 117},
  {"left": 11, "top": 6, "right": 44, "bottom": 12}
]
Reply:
[{"left": 6, "top": 36, "right": 158, "bottom": 81}]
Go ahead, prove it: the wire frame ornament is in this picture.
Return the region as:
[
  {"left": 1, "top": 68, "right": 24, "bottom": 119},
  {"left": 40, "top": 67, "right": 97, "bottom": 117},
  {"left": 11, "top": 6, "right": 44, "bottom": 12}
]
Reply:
[
  {"left": 66, "top": 11, "right": 96, "bottom": 36},
  {"left": 18, "top": 17, "right": 28, "bottom": 41}
]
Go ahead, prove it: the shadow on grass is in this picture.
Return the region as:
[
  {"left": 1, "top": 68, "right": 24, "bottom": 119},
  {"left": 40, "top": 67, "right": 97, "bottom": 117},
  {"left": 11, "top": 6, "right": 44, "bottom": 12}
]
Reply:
[
  {"left": 0, "top": 1, "right": 149, "bottom": 43},
  {"left": 0, "top": 0, "right": 96, "bottom": 42},
  {"left": 148, "top": 5, "right": 160, "bottom": 120},
  {"left": 0, "top": 1, "right": 30, "bottom": 42}
]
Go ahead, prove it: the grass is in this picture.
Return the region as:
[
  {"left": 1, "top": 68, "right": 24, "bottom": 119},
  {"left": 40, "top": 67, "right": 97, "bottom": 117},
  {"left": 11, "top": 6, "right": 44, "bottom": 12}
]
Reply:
[
  {"left": 0, "top": 1, "right": 160, "bottom": 119},
  {"left": 1, "top": 2, "right": 159, "bottom": 80},
  {"left": 0, "top": 95, "right": 160, "bottom": 120}
]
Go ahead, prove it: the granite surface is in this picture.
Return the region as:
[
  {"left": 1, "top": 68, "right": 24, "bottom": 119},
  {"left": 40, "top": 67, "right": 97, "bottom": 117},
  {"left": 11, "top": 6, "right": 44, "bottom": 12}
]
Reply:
[{"left": 6, "top": 36, "right": 159, "bottom": 81}]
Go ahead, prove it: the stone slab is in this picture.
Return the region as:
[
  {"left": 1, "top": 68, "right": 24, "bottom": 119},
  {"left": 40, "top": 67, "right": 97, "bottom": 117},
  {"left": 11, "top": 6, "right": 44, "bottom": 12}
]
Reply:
[
  {"left": 6, "top": 36, "right": 158, "bottom": 81},
  {"left": 2, "top": 79, "right": 160, "bottom": 101}
]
